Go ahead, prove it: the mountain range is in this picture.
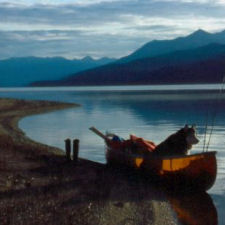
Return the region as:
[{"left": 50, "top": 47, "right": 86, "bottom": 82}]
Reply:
[
  {"left": 0, "top": 56, "right": 115, "bottom": 87},
  {"left": 1, "top": 29, "right": 225, "bottom": 87},
  {"left": 119, "top": 29, "right": 225, "bottom": 63},
  {"left": 32, "top": 29, "right": 225, "bottom": 87},
  {"left": 33, "top": 43, "right": 225, "bottom": 86}
]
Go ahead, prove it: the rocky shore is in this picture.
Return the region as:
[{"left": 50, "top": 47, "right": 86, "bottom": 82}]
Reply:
[{"left": 0, "top": 98, "right": 178, "bottom": 225}]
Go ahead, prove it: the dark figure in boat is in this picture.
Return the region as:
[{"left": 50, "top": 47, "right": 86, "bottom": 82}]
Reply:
[{"left": 153, "top": 124, "right": 199, "bottom": 156}]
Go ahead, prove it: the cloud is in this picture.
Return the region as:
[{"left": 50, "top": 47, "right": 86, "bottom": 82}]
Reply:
[
  {"left": 1, "top": 0, "right": 224, "bottom": 30},
  {"left": 0, "top": 30, "right": 143, "bottom": 59},
  {"left": 152, "top": 0, "right": 225, "bottom": 5},
  {"left": 0, "top": 0, "right": 225, "bottom": 59},
  {"left": 0, "top": 0, "right": 126, "bottom": 6}
]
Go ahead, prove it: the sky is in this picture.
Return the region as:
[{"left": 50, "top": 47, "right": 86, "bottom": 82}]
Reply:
[{"left": 0, "top": 0, "right": 225, "bottom": 59}]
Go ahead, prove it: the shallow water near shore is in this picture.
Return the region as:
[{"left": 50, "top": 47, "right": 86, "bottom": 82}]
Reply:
[{"left": 1, "top": 84, "right": 225, "bottom": 224}]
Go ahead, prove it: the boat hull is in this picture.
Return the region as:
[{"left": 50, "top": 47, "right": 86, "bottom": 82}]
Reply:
[{"left": 106, "top": 149, "right": 217, "bottom": 192}]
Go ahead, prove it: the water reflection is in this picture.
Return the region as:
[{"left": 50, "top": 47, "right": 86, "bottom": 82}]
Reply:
[
  {"left": 168, "top": 192, "right": 217, "bottom": 225},
  {"left": 84, "top": 165, "right": 218, "bottom": 225}
]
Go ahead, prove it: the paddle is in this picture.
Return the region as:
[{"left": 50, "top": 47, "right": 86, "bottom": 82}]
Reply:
[{"left": 89, "top": 126, "right": 110, "bottom": 141}]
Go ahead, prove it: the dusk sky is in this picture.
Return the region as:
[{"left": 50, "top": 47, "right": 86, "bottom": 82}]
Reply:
[{"left": 1, "top": 0, "right": 225, "bottom": 59}]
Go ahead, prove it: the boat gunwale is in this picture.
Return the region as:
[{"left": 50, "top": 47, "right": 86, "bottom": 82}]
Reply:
[
  {"left": 147, "top": 151, "right": 217, "bottom": 160},
  {"left": 106, "top": 147, "right": 217, "bottom": 161}
]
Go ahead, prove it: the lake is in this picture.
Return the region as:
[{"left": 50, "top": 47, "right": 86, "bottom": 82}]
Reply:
[{"left": 0, "top": 84, "right": 225, "bottom": 224}]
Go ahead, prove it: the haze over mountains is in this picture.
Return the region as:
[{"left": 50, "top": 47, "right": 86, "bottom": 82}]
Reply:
[
  {"left": 1, "top": 29, "right": 225, "bottom": 87},
  {"left": 33, "top": 29, "right": 225, "bottom": 87},
  {"left": 0, "top": 56, "right": 115, "bottom": 87}
]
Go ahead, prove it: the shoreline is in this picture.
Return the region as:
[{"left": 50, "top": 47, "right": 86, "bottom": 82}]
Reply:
[
  {"left": 0, "top": 97, "right": 178, "bottom": 225},
  {"left": 0, "top": 97, "right": 78, "bottom": 156}
]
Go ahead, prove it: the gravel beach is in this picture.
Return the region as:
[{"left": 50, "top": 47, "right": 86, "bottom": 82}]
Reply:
[{"left": 0, "top": 98, "right": 178, "bottom": 225}]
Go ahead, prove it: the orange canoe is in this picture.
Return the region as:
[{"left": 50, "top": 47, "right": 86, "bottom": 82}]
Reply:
[{"left": 106, "top": 147, "right": 217, "bottom": 192}]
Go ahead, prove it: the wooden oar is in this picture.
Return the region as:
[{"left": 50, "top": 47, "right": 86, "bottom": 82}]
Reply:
[{"left": 89, "top": 127, "right": 110, "bottom": 141}]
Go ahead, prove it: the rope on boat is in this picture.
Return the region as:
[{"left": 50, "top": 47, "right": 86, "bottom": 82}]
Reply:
[{"left": 205, "top": 75, "right": 225, "bottom": 152}]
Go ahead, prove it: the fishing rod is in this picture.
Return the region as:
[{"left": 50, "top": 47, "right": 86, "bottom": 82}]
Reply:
[
  {"left": 205, "top": 75, "right": 225, "bottom": 152},
  {"left": 202, "top": 111, "right": 209, "bottom": 152}
]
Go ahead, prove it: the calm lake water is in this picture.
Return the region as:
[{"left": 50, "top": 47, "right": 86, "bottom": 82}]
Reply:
[{"left": 0, "top": 84, "right": 225, "bottom": 224}]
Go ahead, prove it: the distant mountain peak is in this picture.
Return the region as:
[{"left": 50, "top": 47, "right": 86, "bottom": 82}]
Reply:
[
  {"left": 195, "top": 29, "right": 207, "bottom": 33},
  {"left": 189, "top": 29, "right": 211, "bottom": 37},
  {"left": 82, "top": 56, "right": 94, "bottom": 62},
  {"left": 118, "top": 29, "right": 225, "bottom": 63}
]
